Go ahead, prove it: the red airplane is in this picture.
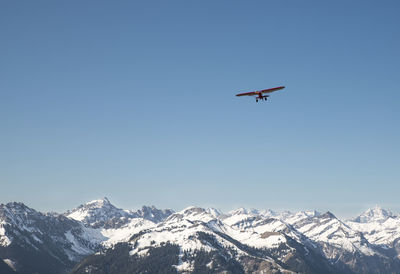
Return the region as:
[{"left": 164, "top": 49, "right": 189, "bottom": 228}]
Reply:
[{"left": 236, "top": 86, "right": 285, "bottom": 102}]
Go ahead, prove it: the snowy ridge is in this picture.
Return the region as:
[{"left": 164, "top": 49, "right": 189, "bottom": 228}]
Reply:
[
  {"left": 351, "top": 205, "right": 395, "bottom": 223},
  {"left": 126, "top": 205, "right": 293, "bottom": 273},
  {"left": 0, "top": 202, "right": 105, "bottom": 273},
  {"left": 1, "top": 199, "right": 400, "bottom": 273},
  {"left": 66, "top": 198, "right": 173, "bottom": 229},
  {"left": 101, "top": 218, "right": 156, "bottom": 247},
  {"left": 346, "top": 206, "right": 400, "bottom": 247},
  {"left": 66, "top": 197, "right": 132, "bottom": 228},
  {"left": 285, "top": 211, "right": 376, "bottom": 257}
]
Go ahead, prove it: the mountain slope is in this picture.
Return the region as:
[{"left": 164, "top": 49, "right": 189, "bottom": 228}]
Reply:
[
  {"left": 1, "top": 199, "right": 400, "bottom": 273},
  {"left": 346, "top": 206, "right": 400, "bottom": 262},
  {"left": 72, "top": 206, "right": 338, "bottom": 274},
  {"left": 0, "top": 202, "right": 103, "bottom": 274}
]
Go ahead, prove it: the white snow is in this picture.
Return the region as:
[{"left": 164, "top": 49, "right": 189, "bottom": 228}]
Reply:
[
  {"left": 0, "top": 225, "right": 11, "bottom": 246},
  {"left": 101, "top": 218, "right": 155, "bottom": 247},
  {"left": 285, "top": 213, "right": 377, "bottom": 256},
  {"left": 346, "top": 216, "right": 400, "bottom": 246},
  {"left": 67, "top": 209, "right": 89, "bottom": 222},
  {"left": 3, "top": 259, "right": 17, "bottom": 271},
  {"left": 352, "top": 205, "right": 394, "bottom": 223},
  {"left": 65, "top": 230, "right": 94, "bottom": 256}
]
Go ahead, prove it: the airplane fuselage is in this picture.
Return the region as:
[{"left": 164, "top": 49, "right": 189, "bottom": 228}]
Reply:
[{"left": 256, "top": 93, "right": 269, "bottom": 102}]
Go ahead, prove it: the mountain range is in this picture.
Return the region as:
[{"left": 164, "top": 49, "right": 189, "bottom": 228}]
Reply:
[{"left": 0, "top": 198, "right": 399, "bottom": 273}]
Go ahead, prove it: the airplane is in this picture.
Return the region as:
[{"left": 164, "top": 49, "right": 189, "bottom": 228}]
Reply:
[{"left": 236, "top": 86, "right": 285, "bottom": 102}]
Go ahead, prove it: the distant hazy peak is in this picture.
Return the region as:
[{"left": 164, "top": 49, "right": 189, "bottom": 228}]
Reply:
[
  {"left": 353, "top": 205, "right": 394, "bottom": 223},
  {"left": 228, "top": 207, "right": 260, "bottom": 216}
]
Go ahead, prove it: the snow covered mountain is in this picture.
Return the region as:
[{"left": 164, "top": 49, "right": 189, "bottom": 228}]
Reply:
[
  {"left": 1, "top": 199, "right": 400, "bottom": 273},
  {"left": 0, "top": 202, "right": 104, "bottom": 273},
  {"left": 73, "top": 205, "right": 336, "bottom": 273},
  {"left": 66, "top": 197, "right": 131, "bottom": 228},
  {"left": 351, "top": 205, "right": 395, "bottom": 223},
  {"left": 0, "top": 199, "right": 173, "bottom": 274},
  {"left": 346, "top": 206, "right": 400, "bottom": 256},
  {"left": 66, "top": 197, "right": 173, "bottom": 229}
]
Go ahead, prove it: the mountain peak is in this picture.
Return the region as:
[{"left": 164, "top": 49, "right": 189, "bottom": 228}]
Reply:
[
  {"left": 320, "top": 211, "right": 336, "bottom": 219},
  {"left": 66, "top": 198, "right": 127, "bottom": 228},
  {"left": 353, "top": 205, "right": 394, "bottom": 223},
  {"left": 0, "top": 202, "right": 40, "bottom": 227},
  {"left": 86, "top": 197, "right": 111, "bottom": 207}
]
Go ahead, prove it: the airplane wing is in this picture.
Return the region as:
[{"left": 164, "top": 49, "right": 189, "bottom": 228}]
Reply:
[
  {"left": 235, "top": 91, "right": 258, "bottom": 97},
  {"left": 259, "top": 86, "right": 285, "bottom": 94}
]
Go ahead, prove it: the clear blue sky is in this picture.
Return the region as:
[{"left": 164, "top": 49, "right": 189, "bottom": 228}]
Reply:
[{"left": 1, "top": 1, "right": 399, "bottom": 218}]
